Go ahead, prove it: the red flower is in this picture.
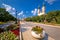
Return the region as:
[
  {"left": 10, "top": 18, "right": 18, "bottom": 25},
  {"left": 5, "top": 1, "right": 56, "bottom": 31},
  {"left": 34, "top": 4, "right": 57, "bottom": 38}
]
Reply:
[{"left": 11, "top": 28, "right": 19, "bottom": 36}]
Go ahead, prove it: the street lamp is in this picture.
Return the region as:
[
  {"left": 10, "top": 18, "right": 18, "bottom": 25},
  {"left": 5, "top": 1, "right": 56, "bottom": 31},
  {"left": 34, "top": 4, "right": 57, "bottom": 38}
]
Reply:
[{"left": 15, "top": 11, "right": 17, "bottom": 24}]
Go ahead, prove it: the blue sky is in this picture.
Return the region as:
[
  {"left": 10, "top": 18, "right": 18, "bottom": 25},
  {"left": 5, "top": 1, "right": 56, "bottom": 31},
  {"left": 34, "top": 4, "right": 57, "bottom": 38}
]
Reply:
[{"left": 0, "top": 0, "right": 60, "bottom": 19}]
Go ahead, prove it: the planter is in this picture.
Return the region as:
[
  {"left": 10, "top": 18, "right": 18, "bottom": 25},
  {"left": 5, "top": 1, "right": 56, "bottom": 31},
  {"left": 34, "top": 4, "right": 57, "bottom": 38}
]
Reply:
[
  {"left": 31, "top": 30, "right": 45, "bottom": 38},
  {"left": 31, "top": 26, "right": 45, "bottom": 39}
]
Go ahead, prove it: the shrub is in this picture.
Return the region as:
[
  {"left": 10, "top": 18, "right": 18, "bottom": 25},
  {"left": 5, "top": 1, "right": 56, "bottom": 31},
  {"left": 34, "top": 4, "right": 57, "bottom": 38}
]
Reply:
[
  {"left": 0, "top": 31, "right": 18, "bottom": 40},
  {"left": 5, "top": 24, "right": 18, "bottom": 31},
  {"left": 32, "top": 26, "right": 43, "bottom": 34},
  {"left": 0, "top": 28, "right": 4, "bottom": 33}
]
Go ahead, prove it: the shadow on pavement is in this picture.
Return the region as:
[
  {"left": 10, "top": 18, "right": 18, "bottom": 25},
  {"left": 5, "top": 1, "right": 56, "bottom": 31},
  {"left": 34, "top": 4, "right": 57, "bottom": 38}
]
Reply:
[{"left": 39, "top": 33, "right": 48, "bottom": 40}]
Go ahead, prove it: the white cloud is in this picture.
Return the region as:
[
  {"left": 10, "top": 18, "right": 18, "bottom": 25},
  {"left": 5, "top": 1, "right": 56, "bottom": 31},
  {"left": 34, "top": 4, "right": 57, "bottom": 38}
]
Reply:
[
  {"left": 2, "top": 3, "right": 26, "bottom": 19},
  {"left": 12, "top": 8, "right": 15, "bottom": 10},
  {"left": 18, "top": 11, "right": 23, "bottom": 16},
  {"left": 45, "top": 0, "right": 56, "bottom": 5},
  {"left": 31, "top": 8, "right": 37, "bottom": 15},
  {"left": 2, "top": 3, "right": 16, "bottom": 14},
  {"left": 22, "top": 15, "right": 26, "bottom": 18},
  {"left": 10, "top": 12, "right": 15, "bottom": 14},
  {"left": 31, "top": 11, "right": 34, "bottom": 13}
]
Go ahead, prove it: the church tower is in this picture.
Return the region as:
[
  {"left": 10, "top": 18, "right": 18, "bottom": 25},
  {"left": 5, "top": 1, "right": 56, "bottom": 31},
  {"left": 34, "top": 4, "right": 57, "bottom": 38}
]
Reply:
[
  {"left": 42, "top": 3, "right": 45, "bottom": 15},
  {"left": 37, "top": 3, "right": 45, "bottom": 16},
  {"left": 38, "top": 6, "right": 40, "bottom": 16}
]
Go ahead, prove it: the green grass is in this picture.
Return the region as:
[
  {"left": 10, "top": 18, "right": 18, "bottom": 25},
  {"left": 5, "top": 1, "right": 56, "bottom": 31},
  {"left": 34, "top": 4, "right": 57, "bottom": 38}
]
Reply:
[
  {"left": 0, "top": 22, "right": 5, "bottom": 25},
  {"left": 34, "top": 22, "right": 60, "bottom": 26},
  {"left": 43, "top": 22, "right": 60, "bottom": 26}
]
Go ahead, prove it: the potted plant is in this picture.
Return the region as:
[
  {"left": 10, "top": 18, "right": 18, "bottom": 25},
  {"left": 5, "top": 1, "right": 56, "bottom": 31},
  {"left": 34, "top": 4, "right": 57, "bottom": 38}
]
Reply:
[{"left": 31, "top": 26, "right": 45, "bottom": 39}]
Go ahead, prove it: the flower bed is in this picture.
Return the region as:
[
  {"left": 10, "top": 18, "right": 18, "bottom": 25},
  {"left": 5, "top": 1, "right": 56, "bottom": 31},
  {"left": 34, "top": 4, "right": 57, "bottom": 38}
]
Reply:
[
  {"left": 6, "top": 24, "right": 19, "bottom": 36},
  {"left": 0, "top": 31, "right": 18, "bottom": 40},
  {"left": 11, "top": 28, "right": 19, "bottom": 36},
  {"left": 0, "top": 24, "right": 19, "bottom": 40}
]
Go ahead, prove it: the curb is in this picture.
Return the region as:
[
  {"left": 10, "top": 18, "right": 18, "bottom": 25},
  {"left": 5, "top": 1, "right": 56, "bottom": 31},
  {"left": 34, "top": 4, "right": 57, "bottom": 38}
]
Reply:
[{"left": 34, "top": 22, "right": 60, "bottom": 28}]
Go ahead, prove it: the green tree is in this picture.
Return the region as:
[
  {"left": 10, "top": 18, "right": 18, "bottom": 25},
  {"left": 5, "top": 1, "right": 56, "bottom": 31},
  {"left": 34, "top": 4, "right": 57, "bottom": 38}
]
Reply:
[
  {"left": 25, "top": 10, "right": 60, "bottom": 24},
  {"left": 46, "top": 10, "right": 60, "bottom": 23},
  {"left": 0, "top": 8, "right": 16, "bottom": 22}
]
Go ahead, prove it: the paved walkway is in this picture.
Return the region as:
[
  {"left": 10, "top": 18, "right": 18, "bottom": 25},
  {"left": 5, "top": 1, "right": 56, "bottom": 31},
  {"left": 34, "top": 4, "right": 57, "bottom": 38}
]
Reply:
[
  {"left": 22, "top": 27, "right": 54, "bottom": 40},
  {"left": 20, "top": 22, "right": 60, "bottom": 40}
]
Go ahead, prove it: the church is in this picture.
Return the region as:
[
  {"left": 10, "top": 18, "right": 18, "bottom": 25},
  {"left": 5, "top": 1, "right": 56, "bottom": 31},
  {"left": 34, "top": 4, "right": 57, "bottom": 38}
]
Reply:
[{"left": 38, "top": 4, "right": 45, "bottom": 16}]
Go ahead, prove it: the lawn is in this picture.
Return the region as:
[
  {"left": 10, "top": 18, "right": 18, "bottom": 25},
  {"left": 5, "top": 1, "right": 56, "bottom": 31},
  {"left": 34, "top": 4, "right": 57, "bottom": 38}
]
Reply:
[{"left": 0, "top": 22, "right": 5, "bottom": 25}]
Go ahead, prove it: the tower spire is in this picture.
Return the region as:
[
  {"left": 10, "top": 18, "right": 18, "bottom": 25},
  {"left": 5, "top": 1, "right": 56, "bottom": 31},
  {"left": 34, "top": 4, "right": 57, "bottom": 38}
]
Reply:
[
  {"left": 42, "top": 2, "right": 45, "bottom": 15},
  {"left": 38, "top": 5, "right": 40, "bottom": 16},
  {"left": 43, "top": 2, "right": 45, "bottom": 6},
  {"left": 38, "top": 5, "right": 40, "bottom": 9}
]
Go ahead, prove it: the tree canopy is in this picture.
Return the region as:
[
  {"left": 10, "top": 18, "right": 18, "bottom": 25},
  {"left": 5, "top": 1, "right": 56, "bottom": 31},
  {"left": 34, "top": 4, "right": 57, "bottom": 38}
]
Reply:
[
  {"left": 0, "top": 8, "right": 16, "bottom": 22},
  {"left": 25, "top": 10, "right": 60, "bottom": 24}
]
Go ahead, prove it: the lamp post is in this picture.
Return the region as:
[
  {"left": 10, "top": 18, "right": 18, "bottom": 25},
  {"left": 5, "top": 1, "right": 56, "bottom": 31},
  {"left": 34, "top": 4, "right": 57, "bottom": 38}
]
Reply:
[{"left": 15, "top": 11, "right": 17, "bottom": 24}]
